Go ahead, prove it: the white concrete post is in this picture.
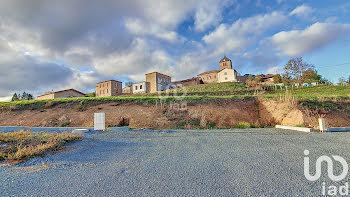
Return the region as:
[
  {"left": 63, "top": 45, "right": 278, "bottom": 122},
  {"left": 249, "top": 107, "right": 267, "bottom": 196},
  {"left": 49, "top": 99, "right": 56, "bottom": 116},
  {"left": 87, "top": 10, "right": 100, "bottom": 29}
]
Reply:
[
  {"left": 319, "top": 118, "right": 327, "bottom": 132},
  {"left": 94, "top": 113, "right": 105, "bottom": 131}
]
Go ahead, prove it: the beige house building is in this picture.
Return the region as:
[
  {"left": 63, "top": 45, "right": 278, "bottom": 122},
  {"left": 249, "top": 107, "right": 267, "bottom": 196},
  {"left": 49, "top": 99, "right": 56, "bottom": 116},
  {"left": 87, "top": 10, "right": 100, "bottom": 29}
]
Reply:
[
  {"left": 132, "top": 82, "right": 149, "bottom": 94},
  {"left": 122, "top": 86, "right": 133, "bottom": 94},
  {"left": 172, "top": 77, "right": 203, "bottom": 88},
  {"left": 198, "top": 56, "right": 237, "bottom": 84},
  {"left": 145, "top": 72, "right": 171, "bottom": 93},
  {"left": 96, "top": 80, "right": 122, "bottom": 97},
  {"left": 197, "top": 70, "right": 219, "bottom": 84},
  {"left": 37, "top": 89, "right": 85, "bottom": 100},
  {"left": 218, "top": 68, "right": 238, "bottom": 83}
]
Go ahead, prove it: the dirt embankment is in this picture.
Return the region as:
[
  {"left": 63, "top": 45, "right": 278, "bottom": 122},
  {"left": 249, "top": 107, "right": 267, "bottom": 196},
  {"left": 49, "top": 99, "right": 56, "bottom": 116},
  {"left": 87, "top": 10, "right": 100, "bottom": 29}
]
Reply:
[
  {"left": 259, "top": 99, "right": 350, "bottom": 128},
  {"left": 0, "top": 98, "right": 349, "bottom": 129}
]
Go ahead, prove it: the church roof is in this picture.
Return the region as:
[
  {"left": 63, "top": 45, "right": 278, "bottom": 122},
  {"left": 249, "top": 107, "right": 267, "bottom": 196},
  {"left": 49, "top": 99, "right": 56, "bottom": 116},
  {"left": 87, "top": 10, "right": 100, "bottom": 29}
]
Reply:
[
  {"left": 219, "top": 56, "right": 231, "bottom": 63},
  {"left": 197, "top": 70, "right": 219, "bottom": 76}
]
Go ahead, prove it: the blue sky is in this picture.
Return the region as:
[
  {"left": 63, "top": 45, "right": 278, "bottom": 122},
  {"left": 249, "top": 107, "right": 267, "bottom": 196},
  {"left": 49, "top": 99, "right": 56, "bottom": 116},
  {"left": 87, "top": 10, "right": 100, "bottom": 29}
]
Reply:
[{"left": 0, "top": 0, "right": 349, "bottom": 101}]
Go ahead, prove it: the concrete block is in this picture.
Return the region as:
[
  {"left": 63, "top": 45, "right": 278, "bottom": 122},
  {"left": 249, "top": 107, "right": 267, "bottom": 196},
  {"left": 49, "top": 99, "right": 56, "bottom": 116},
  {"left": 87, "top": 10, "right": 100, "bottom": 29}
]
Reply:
[
  {"left": 94, "top": 113, "right": 105, "bottom": 131},
  {"left": 72, "top": 129, "right": 89, "bottom": 134},
  {"left": 275, "top": 125, "right": 312, "bottom": 132},
  {"left": 318, "top": 118, "right": 327, "bottom": 132},
  {"left": 327, "top": 127, "right": 350, "bottom": 132}
]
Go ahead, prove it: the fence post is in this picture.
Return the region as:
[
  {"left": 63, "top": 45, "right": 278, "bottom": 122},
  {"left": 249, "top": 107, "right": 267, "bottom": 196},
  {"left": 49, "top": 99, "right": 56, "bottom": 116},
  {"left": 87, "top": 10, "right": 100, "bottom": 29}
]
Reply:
[{"left": 318, "top": 118, "right": 327, "bottom": 132}]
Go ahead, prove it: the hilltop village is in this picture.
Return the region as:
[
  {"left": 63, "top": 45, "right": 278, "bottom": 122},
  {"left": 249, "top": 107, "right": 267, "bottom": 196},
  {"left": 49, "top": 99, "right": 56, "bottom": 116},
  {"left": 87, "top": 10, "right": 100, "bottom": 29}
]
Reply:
[{"left": 37, "top": 56, "right": 274, "bottom": 99}]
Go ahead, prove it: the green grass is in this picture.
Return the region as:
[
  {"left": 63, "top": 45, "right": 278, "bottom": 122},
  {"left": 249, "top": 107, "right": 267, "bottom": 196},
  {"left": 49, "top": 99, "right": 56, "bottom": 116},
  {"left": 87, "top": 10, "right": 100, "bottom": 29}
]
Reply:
[
  {"left": 0, "top": 84, "right": 348, "bottom": 109},
  {"left": 263, "top": 85, "right": 350, "bottom": 100},
  {"left": 234, "top": 121, "right": 251, "bottom": 129},
  {"left": 173, "top": 82, "right": 247, "bottom": 93},
  {"left": 0, "top": 95, "right": 254, "bottom": 109}
]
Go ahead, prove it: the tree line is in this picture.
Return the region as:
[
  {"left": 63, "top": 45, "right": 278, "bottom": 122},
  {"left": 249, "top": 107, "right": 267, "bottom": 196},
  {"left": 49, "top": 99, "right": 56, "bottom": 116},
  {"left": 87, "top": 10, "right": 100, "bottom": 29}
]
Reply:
[
  {"left": 245, "top": 57, "right": 347, "bottom": 87},
  {"left": 11, "top": 92, "right": 34, "bottom": 101}
]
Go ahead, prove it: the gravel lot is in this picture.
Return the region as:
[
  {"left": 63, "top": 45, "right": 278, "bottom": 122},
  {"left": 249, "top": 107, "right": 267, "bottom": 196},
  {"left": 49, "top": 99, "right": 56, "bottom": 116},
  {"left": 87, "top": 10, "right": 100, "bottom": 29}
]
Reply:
[{"left": 1, "top": 128, "right": 350, "bottom": 196}]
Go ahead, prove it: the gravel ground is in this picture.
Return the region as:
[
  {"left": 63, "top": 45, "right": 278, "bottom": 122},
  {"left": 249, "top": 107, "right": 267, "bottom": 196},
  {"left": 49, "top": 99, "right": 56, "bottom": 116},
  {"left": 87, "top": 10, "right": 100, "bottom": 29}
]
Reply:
[{"left": 1, "top": 128, "right": 350, "bottom": 196}]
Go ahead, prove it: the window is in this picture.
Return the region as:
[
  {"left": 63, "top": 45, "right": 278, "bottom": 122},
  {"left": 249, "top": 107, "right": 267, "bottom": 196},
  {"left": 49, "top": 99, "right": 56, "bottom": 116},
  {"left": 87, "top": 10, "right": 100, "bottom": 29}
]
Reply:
[
  {"left": 135, "top": 86, "right": 138, "bottom": 90},
  {"left": 100, "top": 90, "right": 101, "bottom": 95},
  {"left": 107, "top": 89, "right": 108, "bottom": 93},
  {"left": 225, "top": 77, "right": 228, "bottom": 80},
  {"left": 140, "top": 85, "right": 143, "bottom": 89},
  {"left": 224, "top": 72, "right": 227, "bottom": 75}
]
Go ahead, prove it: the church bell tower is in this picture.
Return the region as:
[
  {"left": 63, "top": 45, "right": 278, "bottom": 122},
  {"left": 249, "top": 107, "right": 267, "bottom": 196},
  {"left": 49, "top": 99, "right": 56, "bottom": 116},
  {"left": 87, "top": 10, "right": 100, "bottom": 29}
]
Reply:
[{"left": 219, "top": 56, "right": 232, "bottom": 70}]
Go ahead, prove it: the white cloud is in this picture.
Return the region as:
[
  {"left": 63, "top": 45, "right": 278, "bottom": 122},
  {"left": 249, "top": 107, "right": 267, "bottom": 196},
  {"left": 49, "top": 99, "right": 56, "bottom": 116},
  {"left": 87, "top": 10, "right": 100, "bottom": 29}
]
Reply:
[
  {"left": 194, "top": 0, "right": 230, "bottom": 31},
  {"left": 138, "top": 0, "right": 231, "bottom": 32},
  {"left": 290, "top": 4, "right": 314, "bottom": 18},
  {"left": 125, "top": 18, "right": 184, "bottom": 43},
  {"left": 0, "top": 96, "right": 11, "bottom": 102},
  {"left": 271, "top": 22, "right": 350, "bottom": 56},
  {"left": 93, "top": 38, "right": 175, "bottom": 82},
  {"left": 202, "top": 11, "right": 287, "bottom": 55},
  {"left": 267, "top": 66, "right": 282, "bottom": 74}
]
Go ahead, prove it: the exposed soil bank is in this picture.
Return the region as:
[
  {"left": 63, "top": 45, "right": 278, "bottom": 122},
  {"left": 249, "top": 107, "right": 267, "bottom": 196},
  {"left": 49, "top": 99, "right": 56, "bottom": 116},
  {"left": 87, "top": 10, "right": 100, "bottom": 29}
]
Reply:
[{"left": 0, "top": 98, "right": 349, "bottom": 129}]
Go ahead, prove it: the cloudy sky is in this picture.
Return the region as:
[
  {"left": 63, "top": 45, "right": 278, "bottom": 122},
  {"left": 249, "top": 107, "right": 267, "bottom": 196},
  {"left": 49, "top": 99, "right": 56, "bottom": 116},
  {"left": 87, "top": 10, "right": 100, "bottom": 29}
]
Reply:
[{"left": 1, "top": 0, "right": 350, "bottom": 100}]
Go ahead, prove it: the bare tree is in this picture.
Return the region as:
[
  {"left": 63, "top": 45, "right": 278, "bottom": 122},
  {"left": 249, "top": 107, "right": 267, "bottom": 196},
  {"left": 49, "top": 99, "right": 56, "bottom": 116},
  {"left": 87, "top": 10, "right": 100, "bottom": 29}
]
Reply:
[{"left": 284, "top": 57, "right": 315, "bottom": 82}]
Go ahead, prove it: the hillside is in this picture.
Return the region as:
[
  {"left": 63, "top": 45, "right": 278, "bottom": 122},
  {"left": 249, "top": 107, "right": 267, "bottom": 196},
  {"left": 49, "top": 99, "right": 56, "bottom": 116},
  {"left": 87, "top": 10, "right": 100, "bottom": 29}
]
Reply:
[
  {"left": 0, "top": 84, "right": 349, "bottom": 109},
  {"left": 0, "top": 84, "right": 349, "bottom": 130}
]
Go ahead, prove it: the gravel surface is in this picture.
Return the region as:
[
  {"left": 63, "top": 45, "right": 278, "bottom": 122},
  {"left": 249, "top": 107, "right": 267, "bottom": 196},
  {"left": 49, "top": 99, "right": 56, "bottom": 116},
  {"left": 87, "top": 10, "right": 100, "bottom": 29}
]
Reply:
[{"left": 1, "top": 128, "right": 350, "bottom": 196}]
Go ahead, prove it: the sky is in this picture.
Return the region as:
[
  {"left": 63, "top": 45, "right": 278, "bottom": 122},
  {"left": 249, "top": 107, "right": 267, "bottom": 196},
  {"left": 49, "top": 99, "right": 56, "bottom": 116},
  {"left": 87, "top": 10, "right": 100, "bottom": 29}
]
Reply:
[{"left": 0, "top": 0, "right": 350, "bottom": 101}]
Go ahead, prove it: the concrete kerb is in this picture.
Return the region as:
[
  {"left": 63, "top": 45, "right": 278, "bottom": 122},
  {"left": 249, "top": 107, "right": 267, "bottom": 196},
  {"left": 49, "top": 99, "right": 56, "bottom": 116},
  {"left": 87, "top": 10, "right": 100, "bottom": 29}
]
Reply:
[
  {"left": 275, "top": 125, "right": 313, "bottom": 132},
  {"left": 327, "top": 127, "right": 350, "bottom": 132},
  {"left": 0, "top": 126, "right": 93, "bottom": 133}
]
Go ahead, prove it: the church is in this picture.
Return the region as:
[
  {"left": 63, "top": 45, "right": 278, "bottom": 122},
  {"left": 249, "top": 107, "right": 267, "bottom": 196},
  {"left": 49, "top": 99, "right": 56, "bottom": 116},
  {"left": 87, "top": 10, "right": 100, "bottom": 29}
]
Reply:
[{"left": 197, "top": 56, "right": 238, "bottom": 84}]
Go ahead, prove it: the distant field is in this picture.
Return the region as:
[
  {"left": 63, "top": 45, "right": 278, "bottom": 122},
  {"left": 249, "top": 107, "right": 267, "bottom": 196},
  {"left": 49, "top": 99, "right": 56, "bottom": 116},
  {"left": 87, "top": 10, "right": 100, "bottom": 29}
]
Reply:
[{"left": 0, "top": 84, "right": 349, "bottom": 107}]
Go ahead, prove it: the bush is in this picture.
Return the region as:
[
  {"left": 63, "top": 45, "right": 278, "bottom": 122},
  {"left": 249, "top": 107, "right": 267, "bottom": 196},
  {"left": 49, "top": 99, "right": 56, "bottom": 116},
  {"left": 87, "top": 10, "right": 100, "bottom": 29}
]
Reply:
[
  {"left": 235, "top": 121, "right": 251, "bottom": 129},
  {"left": 61, "top": 122, "right": 71, "bottom": 127}
]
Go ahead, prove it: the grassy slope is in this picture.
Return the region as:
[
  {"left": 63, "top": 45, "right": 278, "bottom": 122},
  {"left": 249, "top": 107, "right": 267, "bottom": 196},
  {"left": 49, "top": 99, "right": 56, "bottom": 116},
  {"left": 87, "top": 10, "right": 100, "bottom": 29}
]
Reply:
[
  {"left": 264, "top": 85, "right": 350, "bottom": 100},
  {"left": 0, "top": 83, "right": 349, "bottom": 107},
  {"left": 0, "top": 130, "right": 82, "bottom": 162}
]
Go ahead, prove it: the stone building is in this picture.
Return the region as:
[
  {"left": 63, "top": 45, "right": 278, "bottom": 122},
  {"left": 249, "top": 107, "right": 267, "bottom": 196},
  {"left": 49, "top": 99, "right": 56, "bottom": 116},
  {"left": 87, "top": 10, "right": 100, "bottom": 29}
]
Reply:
[
  {"left": 145, "top": 72, "right": 171, "bottom": 93},
  {"left": 219, "top": 56, "right": 232, "bottom": 70},
  {"left": 237, "top": 74, "right": 254, "bottom": 83},
  {"left": 122, "top": 86, "right": 133, "bottom": 94},
  {"left": 96, "top": 80, "right": 122, "bottom": 97},
  {"left": 197, "top": 56, "right": 238, "bottom": 84},
  {"left": 132, "top": 82, "right": 149, "bottom": 94},
  {"left": 197, "top": 70, "right": 219, "bottom": 84},
  {"left": 260, "top": 74, "right": 275, "bottom": 85},
  {"left": 218, "top": 68, "right": 238, "bottom": 83},
  {"left": 172, "top": 77, "right": 203, "bottom": 88},
  {"left": 37, "top": 89, "right": 85, "bottom": 100}
]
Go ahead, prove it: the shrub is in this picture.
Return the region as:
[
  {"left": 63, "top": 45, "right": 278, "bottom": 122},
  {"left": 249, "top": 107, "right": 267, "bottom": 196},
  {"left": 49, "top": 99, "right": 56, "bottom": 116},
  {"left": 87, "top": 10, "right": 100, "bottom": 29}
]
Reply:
[
  {"left": 235, "top": 121, "right": 251, "bottom": 129},
  {"left": 61, "top": 122, "right": 70, "bottom": 127}
]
